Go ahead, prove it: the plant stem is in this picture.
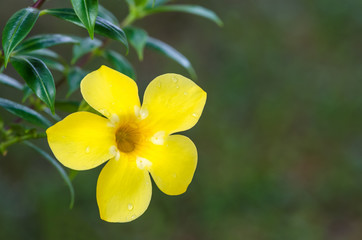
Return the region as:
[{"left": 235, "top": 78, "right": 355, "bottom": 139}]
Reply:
[
  {"left": 31, "top": 0, "right": 46, "bottom": 9},
  {"left": 121, "top": 14, "right": 137, "bottom": 27},
  {"left": 0, "top": 132, "right": 46, "bottom": 155}
]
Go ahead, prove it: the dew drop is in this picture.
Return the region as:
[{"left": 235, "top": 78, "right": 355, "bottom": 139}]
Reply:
[
  {"left": 172, "top": 76, "right": 178, "bottom": 83},
  {"left": 128, "top": 203, "right": 134, "bottom": 210},
  {"left": 150, "top": 131, "right": 166, "bottom": 145},
  {"left": 139, "top": 109, "right": 149, "bottom": 120},
  {"left": 131, "top": 214, "right": 136, "bottom": 219},
  {"left": 192, "top": 113, "right": 198, "bottom": 117},
  {"left": 85, "top": 146, "right": 90, "bottom": 153},
  {"left": 184, "top": 92, "right": 188, "bottom": 95},
  {"left": 176, "top": 85, "right": 180, "bottom": 89}
]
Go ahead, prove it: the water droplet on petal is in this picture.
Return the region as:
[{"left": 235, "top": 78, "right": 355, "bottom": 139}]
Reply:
[
  {"left": 184, "top": 92, "right": 188, "bottom": 95},
  {"left": 136, "top": 157, "right": 152, "bottom": 170},
  {"left": 176, "top": 85, "right": 180, "bottom": 89},
  {"left": 172, "top": 76, "right": 178, "bottom": 83},
  {"left": 128, "top": 203, "right": 134, "bottom": 210},
  {"left": 150, "top": 131, "right": 166, "bottom": 145},
  {"left": 131, "top": 214, "right": 136, "bottom": 219},
  {"left": 192, "top": 113, "right": 198, "bottom": 117},
  {"left": 85, "top": 146, "right": 90, "bottom": 153},
  {"left": 139, "top": 109, "right": 149, "bottom": 120}
]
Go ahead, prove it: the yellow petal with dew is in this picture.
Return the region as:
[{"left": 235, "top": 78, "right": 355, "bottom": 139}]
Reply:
[
  {"left": 46, "top": 112, "right": 115, "bottom": 170},
  {"left": 141, "top": 135, "right": 197, "bottom": 195},
  {"left": 81, "top": 65, "right": 140, "bottom": 120},
  {"left": 97, "top": 157, "right": 152, "bottom": 223},
  {"left": 140, "top": 74, "right": 206, "bottom": 134}
]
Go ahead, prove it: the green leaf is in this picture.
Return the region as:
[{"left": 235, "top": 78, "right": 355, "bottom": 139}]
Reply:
[
  {"left": 15, "top": 34, "right": 80, "bottom": 53},
  {"left": 22, "top": 49, "right": 66, "bottom": 72},
  {"left": 146, "top": 37, "right": 196, "bottom": 79},
  {"left": 71, "top": 37, "right": 102, "bottom": 64},
  {"left": 0, "top": 74, "right": 23, "bottom": 90},
  {"left": 24, "top": 142, "right": 75, "bottom": 209},
  {"left": 43, "top": 9, "right": 128, "bottom": 50},
  {"left": 78, "top": 100, "right": 100, "bottom": 115},
  {"left": 103, "top": 50, "right": 136, "bottom": 80},
  {"left": 145, "top": 5, "right": 223, "bottom": 26},
  {"left": 98, "top": 5, "right": 119, "bottom": 26},
  {"left": 55, "top": 100, "right": 80, "bottom": 113},
  {"left": 124, "top": 26, "right": 148, "bottom": 60},
  {"left": 71, "top": 0, "right": 98, "bottom": 39},
  {"left": 11, "top": 56, "right": 56, "bottom": 113},
  {"left": 37, "top": 58, "right": 65, "bottom": 72},
  {"left": 2, "top": 8, "right": 40, "bottom": 67},
  {"left": 22, "top": 86, "right": 33, "bottom": 103},
  {"left": 67, "top": 67, "right": 87, "bottom": 97},
  {"left": 26, "top": 49, "right": 60, "bottom": 59},
  {"left": 0, "top": 97, "right": 51, "bottom": 128},
  {"left": 43, "top": 107, "right": 61, "bottom": 121}
]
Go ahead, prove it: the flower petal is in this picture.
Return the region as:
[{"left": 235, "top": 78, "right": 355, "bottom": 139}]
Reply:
[
  {"left": 141, "top": 74, "right": 206, "bottom": 134},
  {"left": 97, "top": 157, "right": 152, "bottom": 223},
  {"left": 46, "top": 112, "right": 115, "bottom": 170},
  {"left": 142, "top": 135, "right": 197, "bottom": 195},
  {"left": 81, "top": 65, "right": 140, "bottom": 120}
]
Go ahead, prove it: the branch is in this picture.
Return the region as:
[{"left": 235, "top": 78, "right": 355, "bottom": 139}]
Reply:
[
  {"left": 31, "top": 0, "right": 46, "bottom": 9},
  {"left": 0, "top": 131, "right": 46, "bottom": 155}
]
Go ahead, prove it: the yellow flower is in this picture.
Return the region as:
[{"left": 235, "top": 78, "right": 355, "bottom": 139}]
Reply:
[{"left": 46, "top": 66, "right": 206, "bottom": 222}]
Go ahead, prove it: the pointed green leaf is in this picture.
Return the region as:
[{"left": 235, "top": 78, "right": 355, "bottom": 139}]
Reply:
[
  {"left": 78, "top": 99, "right": 100, "bottom": 115},
  {"left": 22, "top": 86, "right": 33, "bottom": 103},
  {"left": 22, "top": 49, "right": 66, "bottom": 72},
  {"left": 0, "top": 74, "right": 23, "bottom": 90},
  {"left": 26, "top": 49, "right": 60, "bottom": 59},
  {"left": 55, "top": 100, "right": 80, "bottom": 113},
  {"left": 146, "top": 37, "right": 196, "bottom": 79},
  {"left": 71, "top": 0, "right": 98, "bottom": 39},
  {"left": 98, "top": 5, "right": 119, "bottom": 26},
  {"left": 11, "top": 56, "right": 56, "bottom": 113},
  {"left": 0, "top": 98, "right": 51, "bottom": 128},
  {"left": 66, "top": 67, "right": 88, "bottom": 97},
  {"left": 24, "top": 142, "right": 75, "bottom": 209},
  {"left": 103, "top": 50, "right": 136, "bottom": 80},
  {"left": 43, "top": 9, "right": 128, "bottom": 50},
  {"left": 145, "top": 5, "right": 223, "bottom": 26},
  {"left": 124, "top": 27, "right": 148, "bottom": 60},
  {"left": 72, "top": 37, "right": 102, "bottom": 64},
  {"left": 15, "top": 34, "right": 80, "bottom": 53},
  {"left": 2, "top": 7, "right": 40, "bottom": 67}
]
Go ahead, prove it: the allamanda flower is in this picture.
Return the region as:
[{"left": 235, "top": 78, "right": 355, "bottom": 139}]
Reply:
[{"left": 46, "top": 66, "right": 206, "bottom": 222}]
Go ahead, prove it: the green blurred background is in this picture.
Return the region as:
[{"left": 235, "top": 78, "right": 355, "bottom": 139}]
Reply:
[{"left": 1, "top": 0, "right": 362, "bottom": 239}]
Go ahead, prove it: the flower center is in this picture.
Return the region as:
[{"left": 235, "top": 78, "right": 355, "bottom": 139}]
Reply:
[{"left": 115, "top": 124, "right": 141, "bottom": 153}]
